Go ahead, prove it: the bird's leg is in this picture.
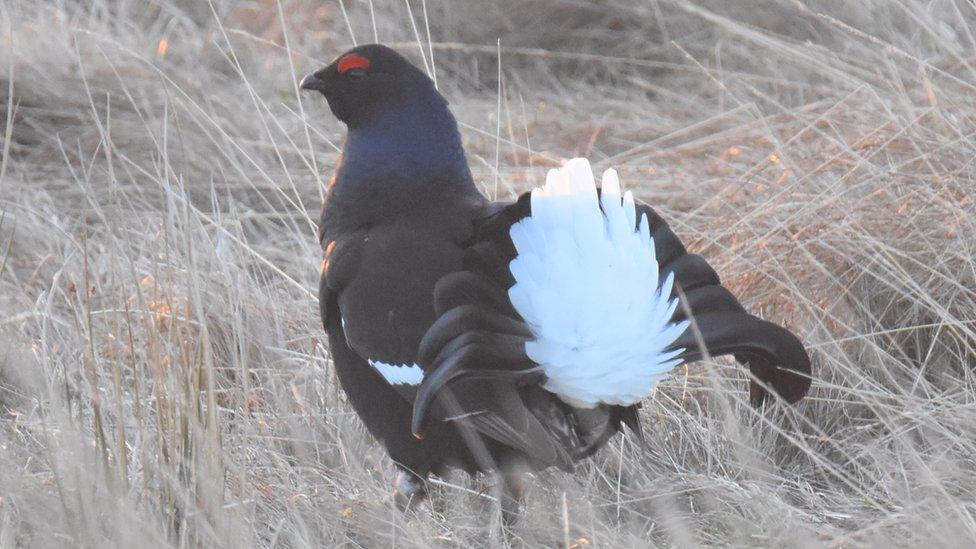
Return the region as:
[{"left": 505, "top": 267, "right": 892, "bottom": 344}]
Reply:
[
  {"left": 393, "top": 466, "right": 428, "bottom": 511},
  {"left": 499, "top": 458, "right": 530, "bottom": 527}
]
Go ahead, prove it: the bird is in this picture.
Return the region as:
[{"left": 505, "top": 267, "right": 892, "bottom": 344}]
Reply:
[{"left": 300, "top": 44, "right": 811, "bottom": 513}]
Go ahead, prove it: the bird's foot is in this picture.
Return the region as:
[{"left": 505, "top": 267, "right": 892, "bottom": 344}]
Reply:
[
  {"left": 500, "top": 494, "right": 524, "bottom": 529},
  {"left": 393, "top": 469, "right": 429, "bottom": 511}
]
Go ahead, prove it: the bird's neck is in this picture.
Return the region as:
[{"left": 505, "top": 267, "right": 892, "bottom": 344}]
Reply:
[
  {"left": 322, "top": 94, "right": 485, "bottom": 239},
  {"left": 337, "top": 94, "right": 476, "bottom": 191}
]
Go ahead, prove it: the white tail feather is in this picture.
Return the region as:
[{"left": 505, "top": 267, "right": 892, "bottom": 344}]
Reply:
[{"left": 508, "top": 158, "right": 689, "bottom": 408}]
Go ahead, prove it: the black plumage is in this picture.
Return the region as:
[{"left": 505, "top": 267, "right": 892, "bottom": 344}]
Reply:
[{"left": 301, "top": 44, "right": 811, "bottom": 506}]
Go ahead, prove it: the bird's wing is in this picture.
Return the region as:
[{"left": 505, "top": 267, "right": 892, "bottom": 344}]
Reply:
[
  {"left": 320, "top": 219, "right": 577, "bottom": 469},
  {"left": 319, "top": 228, "right": 423, "bottom": 404},
  {"left": 412, "top": 159, "right": 811, "bottom": 444}
]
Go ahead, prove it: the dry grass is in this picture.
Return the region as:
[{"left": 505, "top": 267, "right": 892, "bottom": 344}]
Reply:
[{"left": 1, "top": 0, "right": 975, "bottom": 546}]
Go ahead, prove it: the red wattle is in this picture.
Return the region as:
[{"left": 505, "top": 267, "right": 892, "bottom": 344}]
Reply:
[{"left": 338, "top": 54, "right": 371, "bottom": 74}]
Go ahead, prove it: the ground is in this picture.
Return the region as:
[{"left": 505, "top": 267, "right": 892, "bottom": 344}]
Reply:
[{"left": 1, "top": 1, "right": 975, "bottom": 547}]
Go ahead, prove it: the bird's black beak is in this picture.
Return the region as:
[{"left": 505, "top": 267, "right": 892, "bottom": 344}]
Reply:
[{"left": 299, "top": 73, "right": 330, "bottom": 93}]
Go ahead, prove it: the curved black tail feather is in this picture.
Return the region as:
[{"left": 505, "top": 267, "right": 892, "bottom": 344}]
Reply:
[{"left": 670, "top": 312, "right": 811, "bottom": 405}]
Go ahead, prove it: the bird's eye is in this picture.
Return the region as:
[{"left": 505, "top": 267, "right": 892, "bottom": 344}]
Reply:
[{"left": 345, "top": 68, "right": 367, "bottom": 79}]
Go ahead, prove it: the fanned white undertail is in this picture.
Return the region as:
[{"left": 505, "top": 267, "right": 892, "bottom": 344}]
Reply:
[{"left": 508, "top": 158, "right": 690, "bottom": 408}]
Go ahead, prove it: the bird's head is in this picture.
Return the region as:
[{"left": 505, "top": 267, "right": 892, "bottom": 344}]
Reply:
[
  {"left": 300, "top": 44, "right": 436, "bottom": 127},
  {"left": 300, "top": 44, "right": 475, "bottom": 190}
]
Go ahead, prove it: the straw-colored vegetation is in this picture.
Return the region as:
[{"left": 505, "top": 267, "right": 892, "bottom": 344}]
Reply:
[{"left": 1, "top": 1, "right": 975, "bottom": 546}]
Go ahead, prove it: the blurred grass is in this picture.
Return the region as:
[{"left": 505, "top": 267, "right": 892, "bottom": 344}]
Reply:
[{"left": 1, "top": 0, "right": 975, "bottom": 546}]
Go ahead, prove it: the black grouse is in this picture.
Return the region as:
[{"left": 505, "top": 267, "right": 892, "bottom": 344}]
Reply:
[{"left": 300, "top": 44, "right": 811, "bottom": 509}]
